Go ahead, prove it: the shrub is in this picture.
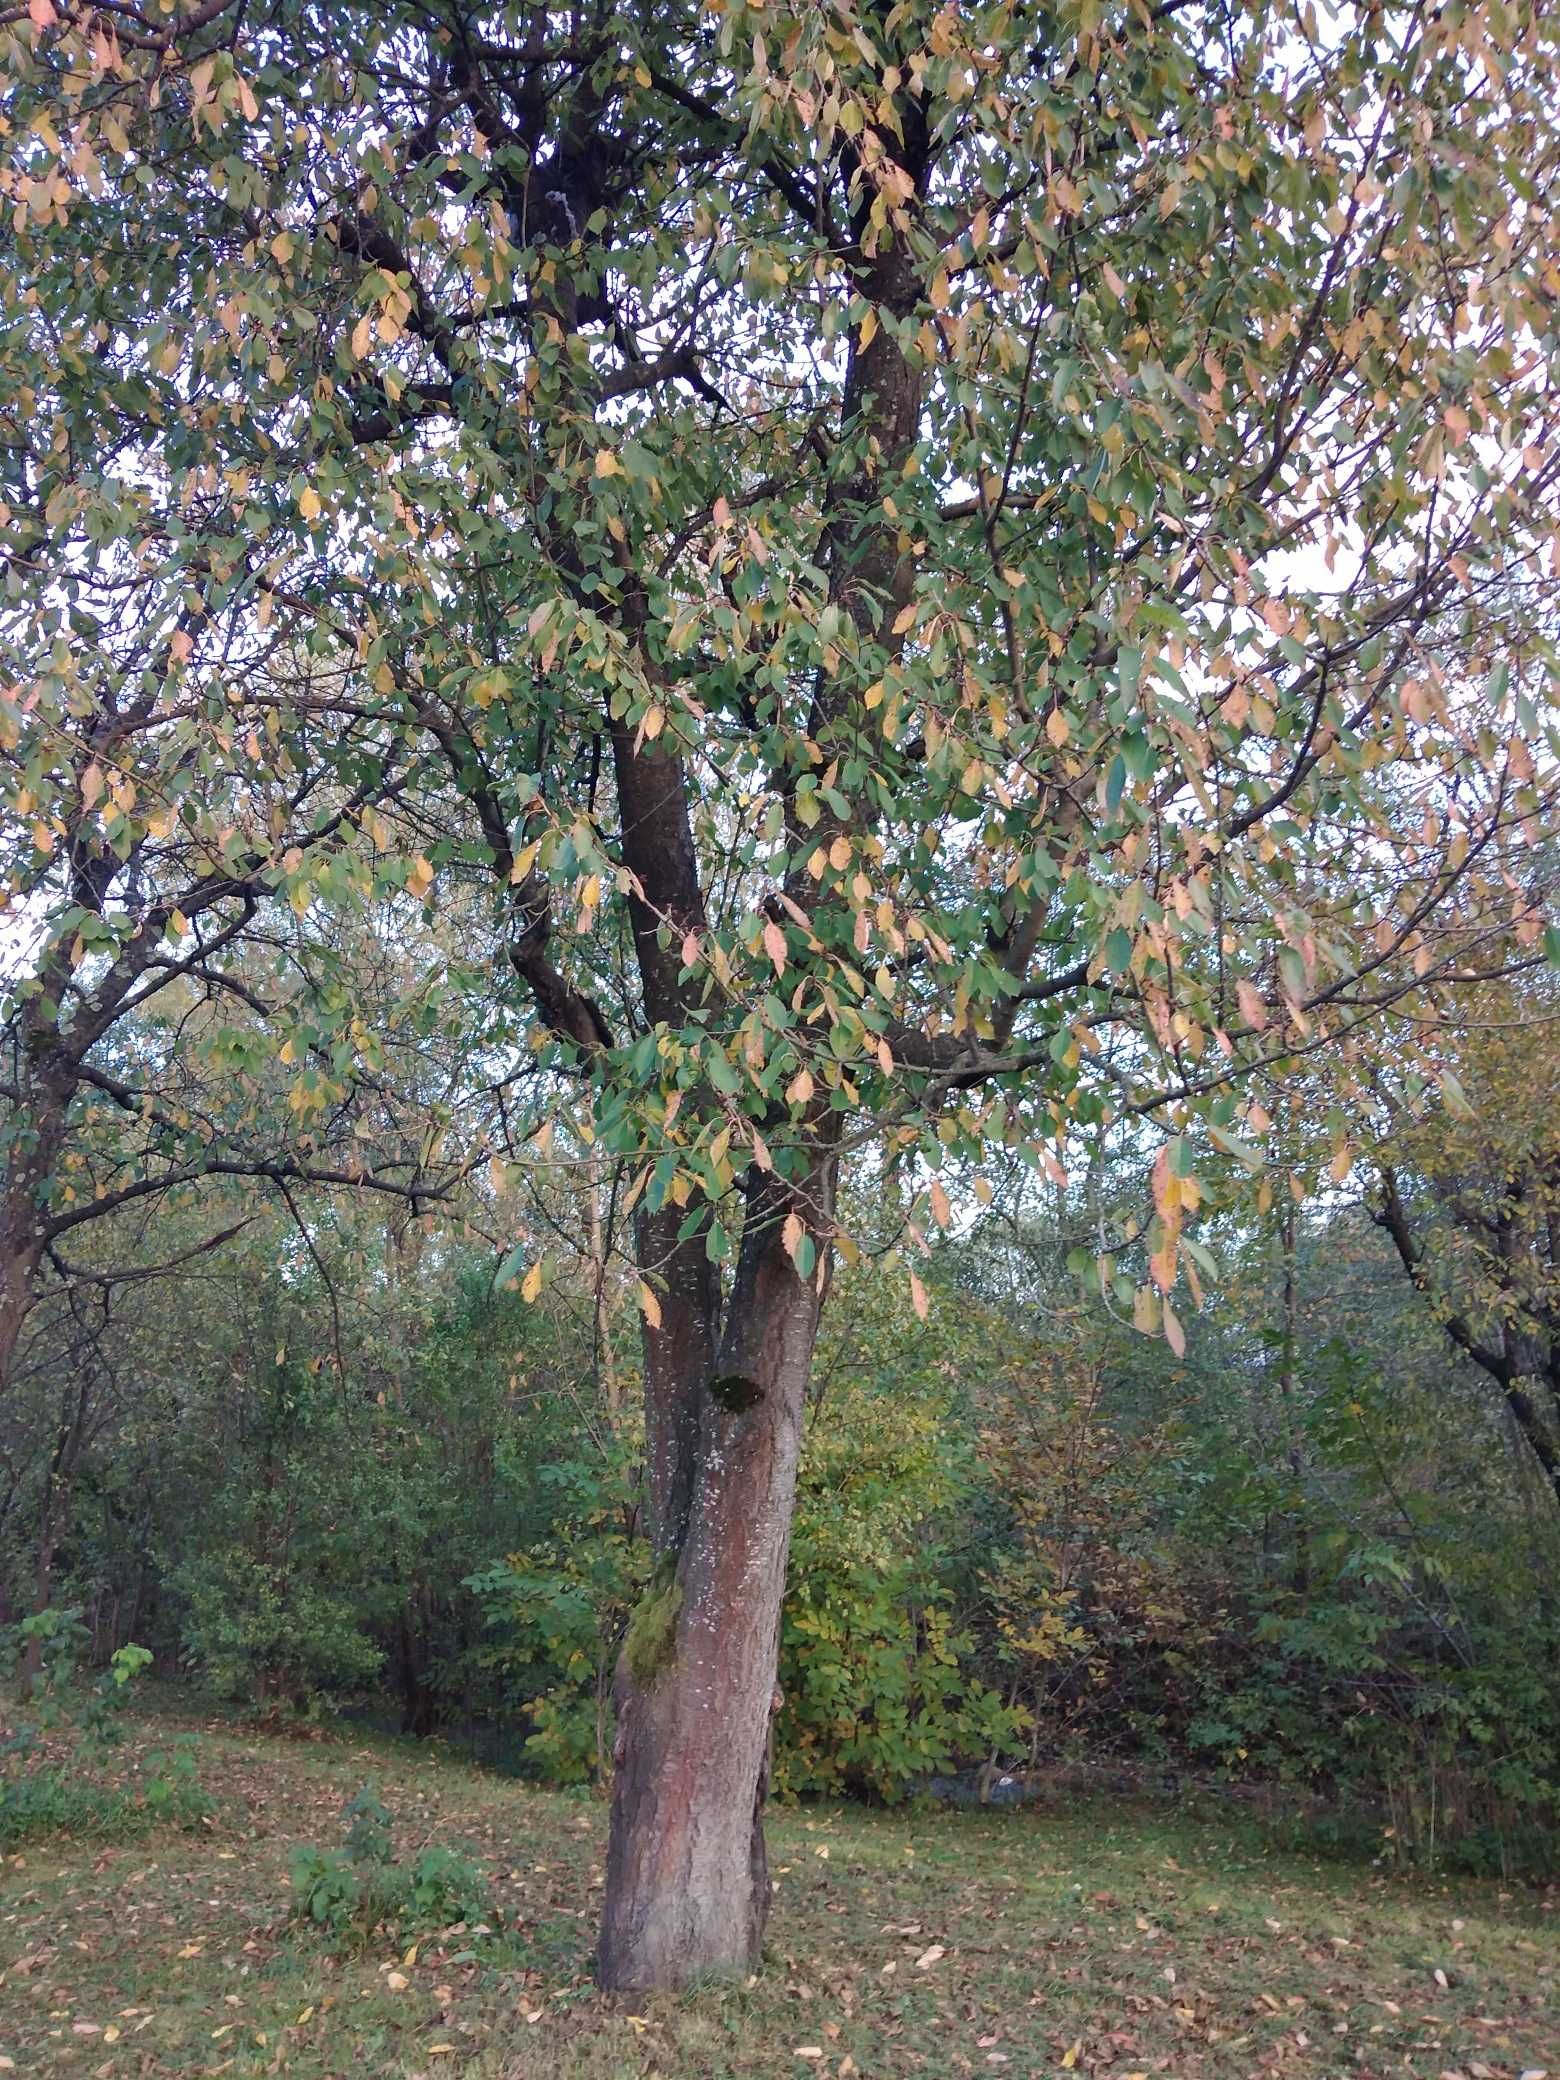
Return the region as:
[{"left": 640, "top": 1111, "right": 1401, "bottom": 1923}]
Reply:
[
  {"left": 0, "top": 1614, "right": 210, "bottom": 1846},
  {"left": 288, "top": 1781, "right": 493, "bottom": 1944}
]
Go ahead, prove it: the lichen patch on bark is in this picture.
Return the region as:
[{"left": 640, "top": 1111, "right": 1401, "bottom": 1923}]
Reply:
[{"left": 623, "top": 1562, "right": 684, "bottom": 1685}]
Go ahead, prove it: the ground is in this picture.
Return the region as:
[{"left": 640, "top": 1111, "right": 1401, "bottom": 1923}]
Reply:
[{"left": 0, "top": 1707, "right": 1555, "bottom": 2079}]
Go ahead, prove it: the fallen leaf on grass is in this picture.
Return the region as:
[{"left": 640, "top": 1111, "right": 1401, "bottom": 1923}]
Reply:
[{"left": 914, "top": 1944, "right": 946, "bottom": 1969}]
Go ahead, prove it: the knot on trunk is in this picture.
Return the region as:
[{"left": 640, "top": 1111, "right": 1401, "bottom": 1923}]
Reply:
[{"left": 709, "top": 1372, "right": 764, "bottom": 1413}]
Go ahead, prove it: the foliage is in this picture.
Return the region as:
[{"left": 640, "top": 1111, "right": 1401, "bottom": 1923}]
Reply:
[
  {"left": 775, "top": 1331, "right": 1025, "bottom": 1800},
  {"left": 288, "top": 1780, "right": 493, "bottom": 1946},
  {"left": 0, "top": 1611, "right": 210, "bottom": 1845},
  {"left": 466, "top": 1435, "right": 649, "bottom": 1784},
  {"left": 3, "top": 0, "right": 1557, "bottom": 1420}
]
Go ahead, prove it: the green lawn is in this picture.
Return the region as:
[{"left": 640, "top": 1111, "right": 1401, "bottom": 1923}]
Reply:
[{"left": 1, "top": 1709, "right": 1555, "bottom": 2078}]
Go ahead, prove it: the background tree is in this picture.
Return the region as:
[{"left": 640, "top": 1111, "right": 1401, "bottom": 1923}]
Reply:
[
  {"left": 5, "top": 0, "right": 1560, "bottom": 1989},
  {"left": 1369, "top": 976, "right": 1560, "bottom": 1506}
]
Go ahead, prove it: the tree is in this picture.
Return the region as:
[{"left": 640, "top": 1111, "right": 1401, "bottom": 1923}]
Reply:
[
  {"left": 5, "top": 0, "right": 1559, "bottom": 1988},
  {"left": 0, "top": 575, "right": 463, "bottom": 1400},
  {"left": 1370, "top": 981, "right": 1560, "bottom": 1507}
]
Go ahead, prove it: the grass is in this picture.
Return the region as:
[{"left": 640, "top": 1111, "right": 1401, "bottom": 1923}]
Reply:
[{"left": 1, "top": 1702, "right": 1556, "bottom": 2078}]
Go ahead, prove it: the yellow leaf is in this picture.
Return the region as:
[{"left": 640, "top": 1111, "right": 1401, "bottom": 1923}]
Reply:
[
  {"left": 1062, "top": 2042, "right": 1082, "bottom": 2069},
  {"left": 638, "top": 1281, "right": 662, "bottom": 1329},
  {"left": 1162, "top": 1298, "right": 1186, "bottom": 1358},
  {"left": 909, "top": 1271, "right": 929, "bottom": 1322},
  {"left": 594, "top": 448, "right": 623, "bottom": 477},
  {"left": 929, "top": 1179, "right": 951, "bottom": 1228},
  {"left": 857, "top": 306, "right": 878, "bottom": 351},
  {"left": 521, "top": 1261, "right": 543, "bottom": 1304},
  {"left": 298, "top": 485, "right": 322, "bottom": 521}
]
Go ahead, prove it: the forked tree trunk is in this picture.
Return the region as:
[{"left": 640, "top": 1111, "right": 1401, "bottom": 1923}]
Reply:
[{"left": 597, "top": 1174, "right": 829, "bottom": 1989}]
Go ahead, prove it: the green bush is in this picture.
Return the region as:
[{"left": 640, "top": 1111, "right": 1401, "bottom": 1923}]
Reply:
[
  {"left": 0, "top": 1614, "right": 210, "bottom": 1846},
  {"left": 775, "top": 1378, "right": 1025, "bottom": 1799},
  {"left": 288, "top": 1781, "right": 493, "bottom": 1944},
  {"left": 469, "top": 1288, "right": 1026, "bottom": 1801}
]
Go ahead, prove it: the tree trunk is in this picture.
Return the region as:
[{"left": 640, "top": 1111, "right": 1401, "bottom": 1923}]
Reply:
[
  {"left": 0, "top": 1046, "right": 75, "bottom": 1402},
  {"left": 0, "top": 1177, "right": 49, "bottom": 1405},
  {"left": 597, "top": 1174, "right": 827, "bottom": 1989}
]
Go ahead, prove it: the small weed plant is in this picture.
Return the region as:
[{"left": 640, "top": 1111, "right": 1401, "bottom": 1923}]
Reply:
[{"left": 289, "top": 1780, "right": 493, "bottom": 1945}]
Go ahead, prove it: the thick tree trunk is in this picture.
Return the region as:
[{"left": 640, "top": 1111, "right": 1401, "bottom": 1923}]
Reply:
[{"left": 597, "top": 1176, "right": 827, "bottom": 1989}]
